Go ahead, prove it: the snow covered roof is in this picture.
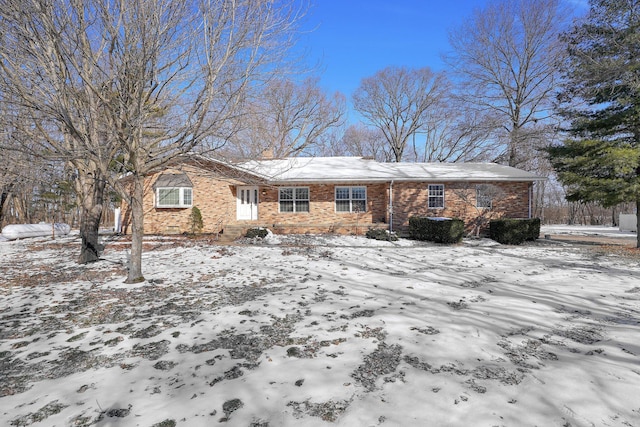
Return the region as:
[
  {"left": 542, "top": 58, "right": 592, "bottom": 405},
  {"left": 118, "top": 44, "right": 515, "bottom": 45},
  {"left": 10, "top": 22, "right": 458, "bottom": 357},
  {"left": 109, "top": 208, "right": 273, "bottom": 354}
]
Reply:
[{"left": 238, "top": 157, "right": 545, "bottom": 184}]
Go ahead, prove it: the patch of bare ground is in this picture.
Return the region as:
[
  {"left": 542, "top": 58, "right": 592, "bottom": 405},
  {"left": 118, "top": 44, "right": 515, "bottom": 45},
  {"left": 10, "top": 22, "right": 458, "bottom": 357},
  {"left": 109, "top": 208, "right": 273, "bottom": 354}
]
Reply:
[
  {"left": 591, "top": 244, "right": 640, "bottom": 260},
  {"left": 545, "top": 233, "right": 638, "bottom": 248},
  {"left": 108, "top": 233, "right": 223, "bottom": 251},
  {"left": 1, "top": 267, "right": 122, "bottom": 288}
]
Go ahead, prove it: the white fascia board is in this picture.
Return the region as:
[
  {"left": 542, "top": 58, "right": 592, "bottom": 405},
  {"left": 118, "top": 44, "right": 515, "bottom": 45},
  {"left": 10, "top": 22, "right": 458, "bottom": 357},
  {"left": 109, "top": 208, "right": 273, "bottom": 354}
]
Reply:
[{"left": 265, "top": 176, "right": 546, "bottom": 185}]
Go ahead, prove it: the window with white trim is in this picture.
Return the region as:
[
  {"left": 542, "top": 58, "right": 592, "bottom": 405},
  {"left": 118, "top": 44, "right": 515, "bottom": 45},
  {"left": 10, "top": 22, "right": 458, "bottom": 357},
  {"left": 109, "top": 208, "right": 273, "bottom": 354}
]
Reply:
[
  {"left": 156, "top": 187, "right": 193, "bottom": 208},
  {"left": 428, "top": 184, "right": 444, "bottom": 209},
  {"left": 335, "top": 186, "right": 366, "bottom": 213},
  {"left": 279, "top": 187, "right": 310, "bottom": 213},
  {"left": 476, "top": 184, "right": 493, "bottom": 209}
]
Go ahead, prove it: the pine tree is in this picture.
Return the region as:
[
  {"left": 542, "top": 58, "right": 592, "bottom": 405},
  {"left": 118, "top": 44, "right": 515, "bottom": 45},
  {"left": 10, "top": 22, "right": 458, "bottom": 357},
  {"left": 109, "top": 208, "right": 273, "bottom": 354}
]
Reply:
[{"left": 547, "top": 0, "right": 640, "bottom": 247}]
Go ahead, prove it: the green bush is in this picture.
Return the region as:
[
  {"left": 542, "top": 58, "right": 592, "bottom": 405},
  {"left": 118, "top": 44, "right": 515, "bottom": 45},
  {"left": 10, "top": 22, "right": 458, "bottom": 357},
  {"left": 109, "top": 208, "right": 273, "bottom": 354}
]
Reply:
[
  {"left": 408, "top": 217, "right": 431, "bottom": 241},
  {"left": 526, "top": 217, "right": 542, "bottom": 241},
  {"left": 365, "top": 228, "right": 398, "bottom": 241},
  {"left": 408, "top": 217, "right": 464, "bottom": 244},
  {"left": 245, "top": 227, "right": 268, "bottom": 239},
  {"left": 489, "top": 218, "right": 541, "bottom": 245},
  {"left": 189, "top": 206, "right": 204, "bottom": 234}
]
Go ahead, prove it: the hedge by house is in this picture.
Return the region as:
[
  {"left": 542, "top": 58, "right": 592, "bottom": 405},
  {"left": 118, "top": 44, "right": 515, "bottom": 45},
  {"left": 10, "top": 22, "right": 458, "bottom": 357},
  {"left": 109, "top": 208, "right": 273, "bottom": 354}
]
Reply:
[
  {"left": 489, "top": 218, "right": 541, "bottom": 245},
  {"left": 409, "top": 216, "right": 464, "bottom": 244}
]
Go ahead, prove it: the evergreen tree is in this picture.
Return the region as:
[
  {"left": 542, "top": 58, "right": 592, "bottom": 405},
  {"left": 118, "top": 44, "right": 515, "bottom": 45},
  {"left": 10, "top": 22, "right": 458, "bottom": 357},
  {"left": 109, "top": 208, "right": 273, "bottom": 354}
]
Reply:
[
  {"left": 547, "top": 0, "right": 640, "bottom": 247},
  {"left": 189, "top": 206, "right": 204, "bottom": 235}
]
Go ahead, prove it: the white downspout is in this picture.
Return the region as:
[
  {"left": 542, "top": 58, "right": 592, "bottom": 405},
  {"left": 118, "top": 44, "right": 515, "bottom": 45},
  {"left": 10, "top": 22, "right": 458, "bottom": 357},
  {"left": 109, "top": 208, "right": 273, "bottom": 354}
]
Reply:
[
  {"left": 114, "top": 207, "right": 122, "bottom": 233},
  {"left": 389, "top": 180, "right": 394, "bottom": 232}
]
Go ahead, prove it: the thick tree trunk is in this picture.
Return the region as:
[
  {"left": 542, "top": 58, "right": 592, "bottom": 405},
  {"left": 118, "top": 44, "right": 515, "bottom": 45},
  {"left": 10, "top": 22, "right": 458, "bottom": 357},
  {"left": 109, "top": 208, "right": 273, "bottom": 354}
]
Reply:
[
  {"left": 125, "top": 174, "right": 145, "bottom": 283},
  {"left": 0, "top": 189, "right": 10, "bottom": 228},
  {"left": 393, "top": 144, "right": 403, "bottom": 162},
  {"left": 77, "top": 171, "right": 106, "bottom": 264}
]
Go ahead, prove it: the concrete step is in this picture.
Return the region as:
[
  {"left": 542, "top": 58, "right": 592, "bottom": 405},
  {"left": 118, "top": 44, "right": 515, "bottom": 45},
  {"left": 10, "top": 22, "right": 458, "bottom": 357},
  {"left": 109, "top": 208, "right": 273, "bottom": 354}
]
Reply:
[{"left": 217, "top": 225, "right": 247, "bottom": 242}]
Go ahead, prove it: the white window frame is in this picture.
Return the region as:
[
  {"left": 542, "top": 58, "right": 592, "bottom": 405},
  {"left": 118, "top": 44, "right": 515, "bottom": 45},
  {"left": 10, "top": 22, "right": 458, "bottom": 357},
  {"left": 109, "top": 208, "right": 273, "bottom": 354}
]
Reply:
[
  {"left": 428, "top": 184, "right": 445, "bottom": 209},
  {"left": 156, "top": 187, "right": 193, "bottom": 208},
  {"left": 476, "top": 184, "right": 493, "bottom": 209},
  {"left": 335, "top": 186, "right": 367, "bottom": 213},
  {"left": 278, "top": 187, "right": 310, "bottom": 213}
]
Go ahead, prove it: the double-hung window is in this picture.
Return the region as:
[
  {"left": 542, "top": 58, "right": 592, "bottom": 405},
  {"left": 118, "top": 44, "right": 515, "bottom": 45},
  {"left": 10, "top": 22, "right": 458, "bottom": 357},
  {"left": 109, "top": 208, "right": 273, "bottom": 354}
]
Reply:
[
  {"left": 428, "top": 184, "right": 445, "bottom": 209},
  {"left": 335, "top": 186, "right": 366, "bottom": 213},
  {"left": 279, "top": 187, "right": 310, "bottom": 213},
  {"left": 154, "top": 173, "right": 193, "bottom": 208},
  {"left": 476, "top": 184, "right": 493, "bottom": 209},
  {"left": 156, "top": 187, "right": 192, "bottom": 208}
]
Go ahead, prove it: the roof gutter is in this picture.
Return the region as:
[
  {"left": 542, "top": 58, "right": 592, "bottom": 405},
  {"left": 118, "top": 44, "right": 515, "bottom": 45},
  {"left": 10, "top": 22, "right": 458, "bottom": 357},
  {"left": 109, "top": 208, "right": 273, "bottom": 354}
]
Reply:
[{"left": 262, "top": 177, "right": 546, "bottom": 185}]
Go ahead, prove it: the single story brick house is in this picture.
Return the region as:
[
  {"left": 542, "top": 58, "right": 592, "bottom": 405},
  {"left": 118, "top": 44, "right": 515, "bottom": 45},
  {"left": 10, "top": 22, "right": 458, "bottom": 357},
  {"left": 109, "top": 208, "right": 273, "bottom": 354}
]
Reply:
[{"left": 119, "top": 156, "right": 544, "bottom": 236}]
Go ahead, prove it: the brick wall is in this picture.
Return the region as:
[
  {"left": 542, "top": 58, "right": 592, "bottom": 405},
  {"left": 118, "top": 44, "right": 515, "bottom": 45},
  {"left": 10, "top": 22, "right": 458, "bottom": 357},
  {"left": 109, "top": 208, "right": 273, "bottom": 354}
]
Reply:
[
  {"left": 391, "top": 181, "right": 531, "bottom": 233},
  {"left": 229, "top": 182, "right": 388, "bottom": 235},
  {"left": 121, "top": 164, "right": 242, "bottom": 235},
  {"left": 121, "top": 169, "right": 389, "bottom": 235},
  {"left": 122, "top": 164, "right": 532, "bottom": 236}
]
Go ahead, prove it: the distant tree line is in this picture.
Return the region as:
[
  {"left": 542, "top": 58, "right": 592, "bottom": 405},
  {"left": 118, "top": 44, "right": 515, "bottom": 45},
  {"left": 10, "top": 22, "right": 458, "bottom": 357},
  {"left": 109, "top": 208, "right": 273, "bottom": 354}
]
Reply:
[{"left": 1, "top": 0, "right": 638, "bottom": 274}]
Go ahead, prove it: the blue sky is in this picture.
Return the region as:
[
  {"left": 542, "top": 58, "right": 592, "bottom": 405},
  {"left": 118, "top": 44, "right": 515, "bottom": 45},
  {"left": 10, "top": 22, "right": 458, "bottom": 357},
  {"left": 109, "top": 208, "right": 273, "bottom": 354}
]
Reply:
[{"left": 299, "top": 0, "right": 589, "bottom": 104}]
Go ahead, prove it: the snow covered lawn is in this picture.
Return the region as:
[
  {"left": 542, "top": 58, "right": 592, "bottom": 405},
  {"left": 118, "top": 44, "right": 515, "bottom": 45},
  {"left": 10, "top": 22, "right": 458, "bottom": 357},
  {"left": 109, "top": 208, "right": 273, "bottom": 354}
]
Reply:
[
  {"left": 542, "top": 224, "right": 638, "bottom": 240},
  {"left": 1, "top": 231, "right": 639, "bottom": 426}
]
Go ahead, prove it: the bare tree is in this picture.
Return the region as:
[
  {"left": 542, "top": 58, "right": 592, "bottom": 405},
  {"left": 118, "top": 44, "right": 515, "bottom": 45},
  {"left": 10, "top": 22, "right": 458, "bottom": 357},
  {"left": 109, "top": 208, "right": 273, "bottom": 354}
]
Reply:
[
  {"left": 0, "top": 108, "right": 24, "bottom": 228},
  {"left": 0, "top": 146, "right": 69, "bottom": 228},
  {"left": 0, "top": 0, "right": 306, "bottom": 282},
  {"left": 105, "top": 0, "right": 306, "bottom": 283},
  {"left": 0, "top": 98, "right": 62, "bottom": 228},
  {"left": 353, "top": 66, "right": 447, "bottom": 162},
  {"left": 321, "top": 124, "right": 392, "bottom": 161},
  {"left": 225, "top": 77, "right": 345, "bottom": 159},
  {"left": 1, "top": 0, "right": 137, "bottom": 262},
  {"left": 408, "top": 95, "right": 501, "bottom": 163},
  {"left": 445, "top": 0, "right": 568, "bottom": 168},
  {"left": 0, "top": 149, "right": 37, "bottom": 228}
]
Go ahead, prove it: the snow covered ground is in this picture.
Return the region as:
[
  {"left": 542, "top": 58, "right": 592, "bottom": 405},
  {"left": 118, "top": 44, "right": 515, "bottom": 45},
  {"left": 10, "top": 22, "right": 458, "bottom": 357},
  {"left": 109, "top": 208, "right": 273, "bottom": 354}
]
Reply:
[
  {"left": 0, "top": 228, "right": 639, "bottom": 426},
  {"left": 541, "top": 224, "right": 637, "bottom": 239}
]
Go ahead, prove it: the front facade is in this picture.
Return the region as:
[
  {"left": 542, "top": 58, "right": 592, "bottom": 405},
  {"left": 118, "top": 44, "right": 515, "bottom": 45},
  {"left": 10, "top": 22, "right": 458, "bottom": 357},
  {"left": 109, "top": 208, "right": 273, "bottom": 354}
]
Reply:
[{"left": 120, "top": 156, "right": 543, "bottom": 236}]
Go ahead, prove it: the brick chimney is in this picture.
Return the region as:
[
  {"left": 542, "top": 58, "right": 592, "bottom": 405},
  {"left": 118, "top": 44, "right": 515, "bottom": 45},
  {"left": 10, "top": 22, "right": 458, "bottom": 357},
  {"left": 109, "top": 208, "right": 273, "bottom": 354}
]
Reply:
[{"left": 261, "top": 148, "right": 275, "bottom": 159}]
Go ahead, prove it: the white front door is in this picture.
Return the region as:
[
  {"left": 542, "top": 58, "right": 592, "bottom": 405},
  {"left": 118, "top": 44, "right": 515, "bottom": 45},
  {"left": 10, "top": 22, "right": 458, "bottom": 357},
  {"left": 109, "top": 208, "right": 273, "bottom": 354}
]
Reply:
[{"left": 237, "top": 186, "right": 259, "bottom": 220}]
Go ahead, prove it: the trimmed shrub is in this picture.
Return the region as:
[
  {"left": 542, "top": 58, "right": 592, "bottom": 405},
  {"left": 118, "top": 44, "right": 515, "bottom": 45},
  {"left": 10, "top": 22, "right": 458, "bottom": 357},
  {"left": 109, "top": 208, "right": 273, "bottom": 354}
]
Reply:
[
  {"left": 245, "top": 227, "right": 268, "bottom": 239},
  {"left": 408, "top": 217, "right": 431, "bottom": 241},
  {"left": 489, "top": 218, "right": 541, "bottom": 245},
  {"left": 409, "top": 217, "right": 464, "bottom": 244},
  {"left": 365, "top": 228, "right": 398, "bottom": 242},
  {"left": 526, "top": 217, "right": 541, "bottom": 241}
]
